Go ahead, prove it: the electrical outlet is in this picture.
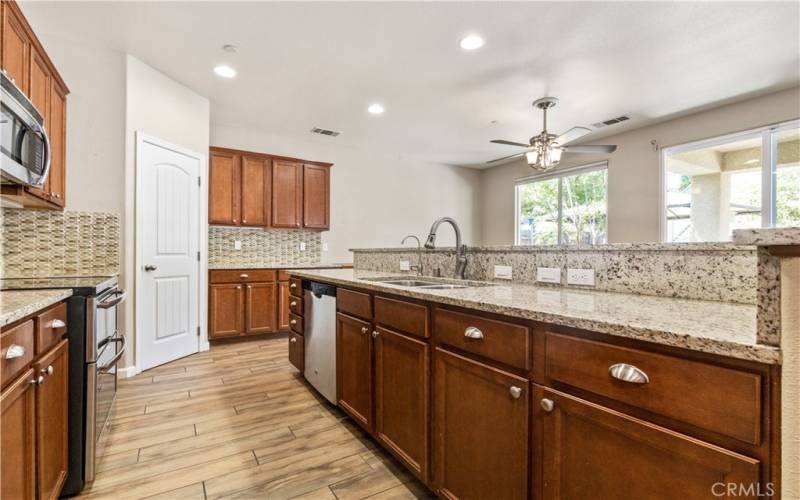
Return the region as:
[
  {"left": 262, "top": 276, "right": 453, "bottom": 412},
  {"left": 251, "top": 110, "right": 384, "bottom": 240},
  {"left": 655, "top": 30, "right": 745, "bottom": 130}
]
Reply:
[
  {"left": 494, "top": 265, "right": 512, "bottom": 280},
  {"left": 322, "top": 243, "right": 329, "bottom": 251},
  {"left": 299, "top": 242, "right": 306, "bottom": 251},
  {"left": 399, "top": 260, "right": 411, "bottom": 271},
  {"left": 536, "top": 267, "right": 561, "bottom": 284},
  {"left": 567, "top": 268, "right": 595, "bottom": 286},
  {"left": 234, "top": 240, "right": 242, "bottom": 250}
]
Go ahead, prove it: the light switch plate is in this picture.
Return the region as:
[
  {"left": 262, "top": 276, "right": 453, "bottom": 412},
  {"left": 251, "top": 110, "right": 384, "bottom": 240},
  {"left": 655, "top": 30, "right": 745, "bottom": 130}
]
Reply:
[
  {"left": 234, "top": 240, "right": 242, "bottom": 250},
  {"left": 299, "top": 242, "right": 306, "bottom": 251},
  {"left": 399, "top": 260, "right": 411, "bottom": 271},
  {"left": 567, "top": 268, "right": 595, "bottom": 286},
  {"left": 536, "top": 267, "right": 561, "bottom": 284},
  {"left": 494, "top": 265, "right": 513, "bottom": 280}
]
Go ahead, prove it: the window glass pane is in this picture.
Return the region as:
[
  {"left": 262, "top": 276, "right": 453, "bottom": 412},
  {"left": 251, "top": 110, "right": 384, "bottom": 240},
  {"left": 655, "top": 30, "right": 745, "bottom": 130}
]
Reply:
[
  {"left": 517, "top": 178, "right": 559, "bottom": 245},
  {"left": 775, "top": 126, "right": 800, "bottom": 227},
  {"left": 665, "top": 134, "right": 762, "bottom": 242},
  {"left": 560, "top": 169, "right": 607, "bottom": 244}
]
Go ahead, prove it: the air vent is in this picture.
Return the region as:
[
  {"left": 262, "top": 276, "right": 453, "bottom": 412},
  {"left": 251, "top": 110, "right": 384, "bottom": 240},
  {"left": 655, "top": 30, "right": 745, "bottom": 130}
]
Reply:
[
  {"left": 310, "top": 127, "right": 340, "bottom": 137},
  {"left": 592, "top": 115, "right": 630, "bottom": 129}
]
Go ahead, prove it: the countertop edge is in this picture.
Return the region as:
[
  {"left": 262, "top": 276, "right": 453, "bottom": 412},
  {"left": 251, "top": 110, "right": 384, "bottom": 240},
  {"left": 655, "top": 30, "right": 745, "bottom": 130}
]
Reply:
[
  {"left": 0, "top": 289, "right": 73, "bottom": 328},
  {"left": 733, "top": 227, "right": 800, "bottom": 246},
  {"left": 207, "top": 263, "right": 352, "bottom": 270}
]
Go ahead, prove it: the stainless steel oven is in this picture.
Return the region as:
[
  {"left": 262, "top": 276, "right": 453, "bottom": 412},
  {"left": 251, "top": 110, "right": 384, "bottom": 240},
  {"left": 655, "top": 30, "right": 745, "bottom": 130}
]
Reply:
[{"left": 0, "top": 70, "right": 51, "bottom": 187}]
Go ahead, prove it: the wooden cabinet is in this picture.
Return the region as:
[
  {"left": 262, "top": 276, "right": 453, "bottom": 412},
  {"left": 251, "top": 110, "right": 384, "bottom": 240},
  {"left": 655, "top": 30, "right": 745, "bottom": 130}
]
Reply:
[
  {"left": 534, "top": 385, "right": 760, "bottom": 500},
  {"left": 278, "top": 280, "right": 291, "bottom": 331},
  {"left": 34, "top": 340, "right": 69, "bottom": 500},
  {"left": 433, "top": 348, "right": 529, "bottom": 499},
  {"left": 272, "top": 160, "right": 303, "bottom": 228},
  {"left": 245, "top": 282, "right": 277, "bottom": 334},
  {"left": 1, "top": 368, "right": 36, "bottom": 500},
  {"left": 0, "top": 0, "right": 68, "bottom": 210},
  {"left": 208, "top": 270, "right": 283, "bottom": 340},
  {"left": 302, "top": 164, "right": 330, "bottom": 229},
  {"left": 208, "top": 150, "right": 241, "bottom": 225},
  {"left": 240, "top": 155, "right": 271, "bottom": 227},
  {"left": 288, "top": 331, "right": 304, "bottom": 372},
  {"left": 208, "top": 283, "right": 244, "bottom": 338},
  {"left": 374, "top": 326, "right": 429, "bottom": 482},
  {"left": 336, "top": 312, "right": 373, "bottom": 432}
]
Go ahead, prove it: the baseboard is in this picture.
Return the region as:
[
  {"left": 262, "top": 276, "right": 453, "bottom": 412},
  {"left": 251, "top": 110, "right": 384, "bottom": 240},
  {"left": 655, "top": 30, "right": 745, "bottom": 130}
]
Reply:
[{"left": 117, "top": 366, "right": 138, "bottom": 379}]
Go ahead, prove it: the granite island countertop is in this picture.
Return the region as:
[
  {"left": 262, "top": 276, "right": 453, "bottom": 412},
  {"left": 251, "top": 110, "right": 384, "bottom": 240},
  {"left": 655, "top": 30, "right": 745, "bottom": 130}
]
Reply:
[
  {"left": 1, "top": 289, "right": 73, "bottom": 327},
  {"left": 208, "top": 262, "right": 352, "bottom": 270},
  {"left": 289, "top": 268, "right": 779, "bottom": 365},
  {"left": 733, "top": 227, "right": 800, "bottom": 246}
]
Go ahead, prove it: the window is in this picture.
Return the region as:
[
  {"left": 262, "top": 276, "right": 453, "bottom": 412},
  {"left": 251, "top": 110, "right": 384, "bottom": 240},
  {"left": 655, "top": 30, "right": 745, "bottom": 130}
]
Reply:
[
  {"left": 663, "top": 120, "right": 800, "bottom": 242},
  {"left": 515, "top": 163, "right": 608, "bottom": 245}
]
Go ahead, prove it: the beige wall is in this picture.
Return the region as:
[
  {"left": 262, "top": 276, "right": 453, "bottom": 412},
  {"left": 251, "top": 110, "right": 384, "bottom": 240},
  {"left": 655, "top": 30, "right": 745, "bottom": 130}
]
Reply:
[
  {"left": 480, "top": 87, "right": 800, "bottom": 245},
  {"left": 210, "top": 126, "right": 483, "bottom": 263}
]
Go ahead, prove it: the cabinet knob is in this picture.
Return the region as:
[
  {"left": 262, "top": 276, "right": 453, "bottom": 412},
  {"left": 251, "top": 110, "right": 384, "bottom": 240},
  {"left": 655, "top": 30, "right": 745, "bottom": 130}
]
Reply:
[
  {"left": 540, "top": 398, "right": 555, "bottom": 413},
  {"left": 372, "top": 330, "right": 379, "bottom": 338},
  {"left": 509, "top": 386, "right": 522, "bottom": 399},
  {"left": 464, "top": 326, "right": 484, "bottom": 340},
  {"left": 42, "top": 365, "right": 54, "bottom": 376},
  {"left": 290, "top": 319, "right": 297, "bottom": 325},
  {"left": 50, "top": 319, "right": 66, "bottom": 329},
  {"left": 5, "top": 344, "right": 25, "bottom": 359},
  {"left": 31, "top": 375, "right": 45, "bottom": 386},
  {"left": 233, "top": 219, "right": 237, "bottom": 223},
  {"left": 242, "top": 219, "right": 247, "bottom": 223},
  {"left": 290, "top": 337, "right": 297, "bottom": 344},
  {"left": 290, "top": 301, "right": 297, "bottom": 307},
  {"left": 608, "top": 363, "right": 649, "bottom": 384},
  {"left": 360, "top": 326, "right": 368, "bottom": 334},
  {"left": 240, "top": 274, "right": 249, "bottom": 279},
  {"left": 290, "top": 283, "right": 297, "bottom": 289},
  {"left": 237, "top": 285, "right": 242, "bottom": 290}
]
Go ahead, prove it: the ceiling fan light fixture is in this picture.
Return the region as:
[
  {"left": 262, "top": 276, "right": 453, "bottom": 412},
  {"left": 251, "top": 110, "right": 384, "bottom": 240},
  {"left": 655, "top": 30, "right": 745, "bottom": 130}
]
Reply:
[{"left": 525, "top": 150, "right": 539, "bottom": 166}]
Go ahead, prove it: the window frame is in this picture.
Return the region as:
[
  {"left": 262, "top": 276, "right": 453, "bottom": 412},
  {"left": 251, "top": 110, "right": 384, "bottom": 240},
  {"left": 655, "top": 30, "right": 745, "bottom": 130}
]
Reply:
[
  {"left": 659, "top": 119, "right": 800, "bottom": 242},
  {"left": 514, "top": 161, "right": 608, "bottom": 246}
]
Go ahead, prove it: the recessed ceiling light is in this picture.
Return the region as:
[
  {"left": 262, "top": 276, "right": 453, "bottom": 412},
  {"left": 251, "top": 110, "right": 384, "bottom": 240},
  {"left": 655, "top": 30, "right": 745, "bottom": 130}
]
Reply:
[
  {"left": 214, "top": 65, "right": 236, "bottom": 78},
  {"left": 367, "top": 103, "right": 385, "bottom": 115},
  {"left": 460, "top": 34, "right": 484, "bottom": 50}
]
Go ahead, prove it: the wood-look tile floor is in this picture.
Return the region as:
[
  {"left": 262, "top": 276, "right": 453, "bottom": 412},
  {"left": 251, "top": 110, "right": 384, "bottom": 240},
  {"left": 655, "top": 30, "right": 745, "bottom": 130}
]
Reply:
[{"left": 81, "top": 336, "right": 433, "bottom": 500}]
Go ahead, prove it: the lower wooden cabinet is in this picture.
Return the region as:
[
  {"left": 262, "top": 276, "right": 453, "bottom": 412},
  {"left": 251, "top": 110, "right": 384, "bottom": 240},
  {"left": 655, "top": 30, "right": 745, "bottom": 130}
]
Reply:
[
  {"left": 534, "top": 385, "right": 761, "bottom": 500},
  {"left": 336, "top": 312, "right": 373, "bottom": 431},
  {"left": 1, "top": 368, "right": 36, "bottom": 500},
  {"left": 245, "top": 283, "right": 277, "bottom": 334},
  {"left": 288, "top": 331, "right": 304, "bottom": 372},
  {"left": 278, "top": 280, "right": 291, "bottom": 331},
  {"left": 433, "top": 348, "right": 529, "bottom": 500},
  {"left": 209, "top": 283, "right": 244, "bottom": 338},
  {"left": 34, "top": 340, "right": 69, "bottom": 500},
  {"left": 374, "top": 326, "right": 429, "bottom": 482}
]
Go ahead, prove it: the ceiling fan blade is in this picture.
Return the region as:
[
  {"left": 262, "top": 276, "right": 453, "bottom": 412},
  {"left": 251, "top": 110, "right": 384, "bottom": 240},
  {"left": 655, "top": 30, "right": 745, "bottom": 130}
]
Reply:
[
  {"left": 490, "top": 139, "right": 530, "bottom": 147},
  {"left": 486, "top": 152, "right": 527, "bottom": 164},
  {"left": 554, "top": 127, "right": 592, "bottom": 145},
  {"left": 564, "top": 144, "right": 617, "bottom": 154}
]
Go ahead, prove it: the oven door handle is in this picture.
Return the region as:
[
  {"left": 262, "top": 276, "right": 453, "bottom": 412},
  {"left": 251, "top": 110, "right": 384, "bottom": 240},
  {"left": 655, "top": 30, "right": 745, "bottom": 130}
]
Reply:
[
  {"left": 97, "top": 334, "right": 123, "bottom": 351},
  {"left": 98, "top": 336, "right": 126, "bottom": 373},
  {"left": 98, "top": 290, "right": 126, "bottom": 309}
]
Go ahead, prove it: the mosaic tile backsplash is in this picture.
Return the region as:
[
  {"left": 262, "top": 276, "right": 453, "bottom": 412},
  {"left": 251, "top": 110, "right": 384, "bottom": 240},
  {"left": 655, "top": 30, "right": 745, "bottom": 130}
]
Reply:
[
  {"left": 208, "top": 226, "right": 321, "bottom": 267},
  {"left": 1, "top": 208, "right": 120, "bottom": 278}
]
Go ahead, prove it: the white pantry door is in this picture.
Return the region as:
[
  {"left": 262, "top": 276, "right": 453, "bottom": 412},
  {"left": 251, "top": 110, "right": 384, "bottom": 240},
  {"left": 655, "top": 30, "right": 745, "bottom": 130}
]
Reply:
[{"left": 138, "top": 136, "right": 200, "bottom": 370}]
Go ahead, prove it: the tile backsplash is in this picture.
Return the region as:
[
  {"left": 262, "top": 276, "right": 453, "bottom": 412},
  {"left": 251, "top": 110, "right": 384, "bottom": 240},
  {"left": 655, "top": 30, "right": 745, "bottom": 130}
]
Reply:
[
  {"left": 208, "top": 226, "right": 321, "bottom": 267},
  {"left": 1, "top": 208, "right": 120, "bottom": 278}
]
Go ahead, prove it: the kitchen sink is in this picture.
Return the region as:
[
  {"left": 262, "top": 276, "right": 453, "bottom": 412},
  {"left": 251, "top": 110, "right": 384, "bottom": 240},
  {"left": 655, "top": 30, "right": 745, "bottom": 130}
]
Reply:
[
  {"left": 367, "top": 279, "right": 442, "bottom": 287},
  {"left": 361, "top": 276, "right": 492, "bottom": 289},
  {"left": 417, "top": 284, "right": 468, "bottom": 290}
]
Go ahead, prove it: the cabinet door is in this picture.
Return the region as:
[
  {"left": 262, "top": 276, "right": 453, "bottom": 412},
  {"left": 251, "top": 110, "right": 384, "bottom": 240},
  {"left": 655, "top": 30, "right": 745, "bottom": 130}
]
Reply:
[
  {"left": 278, "top": 281, "right": 290, "bottom": 331},
  {"left": 336, "top": 312, "right": 373, "bottom": 432},
  {"left": 209, "top": 150, "right": 241, "bottom": 225},
  {"left": 1, "top": 2, "right": 31, "bottom": 93},
  {"left": 374, "top": 326, "right": 429, "bottom": 482},
  {"left": 271, "top": 160, "right": 303, "bottom": 228},
  {"left": 302, "top": 164, "right": 329, "bottom": 229},
  {"left": 45, "top": 82, "right": 67, "bottom": 207},
  {"left": 534, "top": 386, "right": 761, "bottom": 500},
  {"left": 1, "top": 368, "right": 36, "bottom": 500},
  {"left": 433, "top": 348, "right": 529, "bottom": 500},
  {"left": 26, "top": 51, "right": 51, "bottom": 202},
  {"left": 240, "top": 155, "right": 270, "bottom": 227},
  {"left": 35, "top": 340, "right": 69, "bottom": 500},
  {"left": 245, "top": 282, "right": 276, "bottom": 334},
  {"left": 208, "top": 284, "right": 244, "bottom": 339},
  {"left": 288, "top": 331, "right": 304, "bottom": 372}
]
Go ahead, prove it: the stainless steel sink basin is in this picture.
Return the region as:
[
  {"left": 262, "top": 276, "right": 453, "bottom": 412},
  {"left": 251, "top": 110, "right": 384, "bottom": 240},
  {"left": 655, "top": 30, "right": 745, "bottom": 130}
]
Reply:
[{"left": 417, "top": 284, "right": 468, "bottom": 290}]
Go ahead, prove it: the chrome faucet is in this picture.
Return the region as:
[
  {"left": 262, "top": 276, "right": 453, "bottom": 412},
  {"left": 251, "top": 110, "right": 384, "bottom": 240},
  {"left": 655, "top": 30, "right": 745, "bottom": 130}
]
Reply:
[
  {"left": 401, "top": 235, "right": 423, "bottom": 276},
  {"left": 424, "top": 217, "right": 467, "bottom": 279}
]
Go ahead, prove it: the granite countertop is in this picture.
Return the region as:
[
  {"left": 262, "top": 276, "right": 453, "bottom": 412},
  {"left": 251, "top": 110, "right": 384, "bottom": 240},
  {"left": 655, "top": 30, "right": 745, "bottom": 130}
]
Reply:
[
  {"left": 208, "top": 262, "right": 352, "bottom": 270},
  {"left": 0, "top": 275, "right": 118, "bottom": 292},
  {"left": 289, "top": 268, "right": 779, "bottom": 365},
  {"left": 1, "top": 289, "right": 73, "bottom": 327},
  {"left": 733, "top": 227, "right": 800, "bottom": 246},
  {"left": 350, "top": 242, "right": 754, "bottom": 253}
]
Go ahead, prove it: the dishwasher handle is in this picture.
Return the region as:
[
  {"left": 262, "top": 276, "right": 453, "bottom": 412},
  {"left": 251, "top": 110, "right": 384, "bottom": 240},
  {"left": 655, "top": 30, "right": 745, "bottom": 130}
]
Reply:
[{"left": 308, "top": 281, "right": 337, "bottom": 299}]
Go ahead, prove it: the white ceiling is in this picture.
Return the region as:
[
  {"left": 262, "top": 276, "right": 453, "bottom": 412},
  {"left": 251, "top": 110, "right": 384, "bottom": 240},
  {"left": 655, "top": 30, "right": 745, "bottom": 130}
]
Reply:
[{"left": 23, "top": 1, "right": 800, "bottom": 167}]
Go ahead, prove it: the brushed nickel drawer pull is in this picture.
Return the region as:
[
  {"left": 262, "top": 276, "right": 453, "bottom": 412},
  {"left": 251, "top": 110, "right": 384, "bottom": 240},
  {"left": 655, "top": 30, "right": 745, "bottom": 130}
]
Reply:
[
  {"left": 5, "top": 344, "right": 25, "bottom": 359},
  {"left": 509, "top": 386, "right": 522, "bottom": 399},
  {"left": 464, "top": 326, "right": 484, "bottom": 339},
  {"left": 240, "top": 274, "right": 249, "bottom": 279},
  {"left": 50, "top": 319, "right": 66, "bottom": 329},
  {"left": 608, "top": 363, "right": 649, "bottom": 384},
  {"left": 290, "top": 319, "right": 297, "bottom": 326},
  {"left": 290, "top": 301, "right": 297, "bottom": 307},
  {"left": 290, "top": 283, "right": 297, "bottom": 289},
  {"left": 31, "top": 375, "right": 45, "bottom": 386},
  {"left": 290, "top": 337, "right": 297, "bottom": 343},
  {"left": 42, "top": 365, "right": 53, "bottom": 376},
  {"left": 540, "top": 398, "right": 555, "bottom": 412}
]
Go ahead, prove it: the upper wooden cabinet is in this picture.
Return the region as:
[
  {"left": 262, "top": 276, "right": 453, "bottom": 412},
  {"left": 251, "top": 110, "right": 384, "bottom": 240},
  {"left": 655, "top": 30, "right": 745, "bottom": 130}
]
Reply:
[
  {"left": 208, "top": 146, "right": 331, "bottom": 230},
  {"left": 0, "top": 0, "right": 69, "bottom": 209}
]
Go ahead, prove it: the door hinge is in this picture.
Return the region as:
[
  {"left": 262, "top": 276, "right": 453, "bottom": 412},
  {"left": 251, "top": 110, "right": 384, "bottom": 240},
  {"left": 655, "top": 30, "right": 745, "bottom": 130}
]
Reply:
[
  {"left": 197, "top": 326, "right": 201, "bottom": 337},
  {"left": 197, "top": 251, "right": 201, "bottom": 261},
  {"left": 198, "top": 176, "right": 201, "bottom": 187}
]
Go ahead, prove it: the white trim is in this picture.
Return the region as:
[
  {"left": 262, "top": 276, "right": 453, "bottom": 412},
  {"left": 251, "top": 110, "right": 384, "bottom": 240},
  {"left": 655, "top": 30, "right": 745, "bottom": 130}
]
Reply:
[
  {"left": 514, "top": 160, "right": 608, "bottom": 185},
  {"left": 117, "top": 366, "right": 138, "bottom": 379},
  {"left": 658, "top": 148, "right": 667, "bottom": 242},
  {"left": 134, "top": 132, "right": 207, "bottom": 374}
]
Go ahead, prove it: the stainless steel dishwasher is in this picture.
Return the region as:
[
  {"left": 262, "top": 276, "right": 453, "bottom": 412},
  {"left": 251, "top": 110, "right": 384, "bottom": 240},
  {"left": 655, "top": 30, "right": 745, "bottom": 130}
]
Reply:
[{"left": 303, "top": 281, "right": 337, "bottom": 404}]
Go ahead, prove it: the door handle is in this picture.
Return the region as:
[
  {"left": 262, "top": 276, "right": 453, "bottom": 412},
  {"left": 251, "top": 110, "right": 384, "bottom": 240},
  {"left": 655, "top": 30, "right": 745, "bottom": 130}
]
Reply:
[{"left": 144, "top": 265, "right": 157, "bottom": 272}]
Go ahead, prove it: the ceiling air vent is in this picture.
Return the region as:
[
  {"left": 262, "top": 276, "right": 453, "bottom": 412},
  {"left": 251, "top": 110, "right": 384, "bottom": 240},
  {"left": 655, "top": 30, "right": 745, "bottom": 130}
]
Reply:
[
  {"left": 310, "top": 127, "right": 340, "bottom": 137},
  {"left": 591, "top": 115, "right": 630, "bottom": 129}
]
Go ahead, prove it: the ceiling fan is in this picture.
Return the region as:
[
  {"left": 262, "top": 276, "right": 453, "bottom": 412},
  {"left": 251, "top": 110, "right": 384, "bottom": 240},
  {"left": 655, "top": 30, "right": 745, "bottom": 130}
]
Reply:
[{"left": 488, "top": 97, "right": 617, "bottom": 171}]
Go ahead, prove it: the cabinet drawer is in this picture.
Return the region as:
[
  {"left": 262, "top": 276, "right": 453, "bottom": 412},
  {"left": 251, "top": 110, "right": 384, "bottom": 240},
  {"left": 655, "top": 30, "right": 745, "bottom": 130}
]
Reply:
[
  {"left": 544, "top": 332, "right": 762, "bottom": 444},
  {"left": 374, "top": 296, "right": 428, "bottom": 338},
  {"left": 434, "top": 308, "right": 530, "bottom": 371},
  {"left": 36, "top": 302, "right": 67, "bottom": 355},
  {"left": 278, "top": 270, "right": 291, "bottom": 281},
  {"left": 1, "top": 320, "right": 35, "bottom": 388},
  {"left": 289, "top": 313, "right": 304, "bottom": 335},
  {"left": 289, "top": 296, "right": 303, "bottom": 316},
  {"left": 337, "top": 288, "right": 372, "bottom": 320},
  {"left": 210, "top": 269, "right": 276, "bottom": 284},
  {"left": 289, "top": 277, "right": 303, "bottom": 297},
  {"left": 288, "top": 332, "right": 304, "bottom": 371}
]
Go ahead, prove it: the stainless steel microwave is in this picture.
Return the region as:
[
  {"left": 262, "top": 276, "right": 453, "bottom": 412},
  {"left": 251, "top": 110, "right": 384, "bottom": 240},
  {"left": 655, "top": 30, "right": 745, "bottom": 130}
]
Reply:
[{"left": 0, "top": 70, "right": 51, "bottom": 187}]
